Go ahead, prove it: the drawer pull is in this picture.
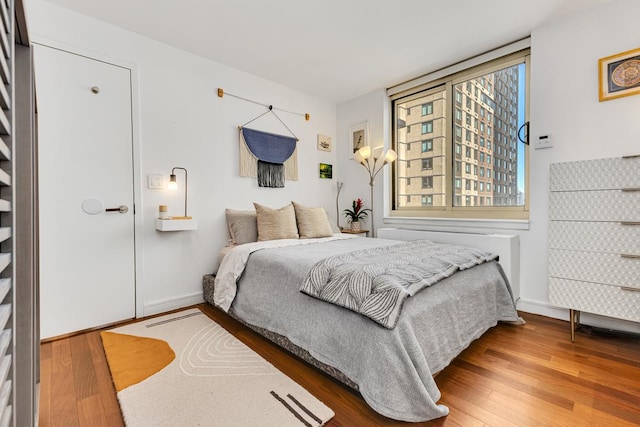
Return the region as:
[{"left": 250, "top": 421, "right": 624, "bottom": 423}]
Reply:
[
  {"left": 620, "top": 221, "right": 640, "bottom": 226},
  {"left": 621, "top": 286, "right": 640, "bottom": 292},
  {"left": 622, "top": 154, "right": 640, "bottom": 159},
  {"left": 620, "top": 253, "right": 640, "bottom": 259},
  {"left": 621, "top": 187, "right": 640, "bottom": 192}
]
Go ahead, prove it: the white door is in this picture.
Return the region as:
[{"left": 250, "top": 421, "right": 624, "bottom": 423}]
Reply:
[{"left": 35, "top": 45, "right": 136, "bottom": 339}]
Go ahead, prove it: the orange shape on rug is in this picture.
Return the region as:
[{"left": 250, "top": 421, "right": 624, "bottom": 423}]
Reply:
[{"left": 100, "top": 331, "right": 175, "bottom": 392}]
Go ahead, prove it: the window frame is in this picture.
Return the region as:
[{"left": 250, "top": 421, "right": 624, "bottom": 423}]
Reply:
[{"left": 389, "top": 49, "right": 530, "bottom": 220}]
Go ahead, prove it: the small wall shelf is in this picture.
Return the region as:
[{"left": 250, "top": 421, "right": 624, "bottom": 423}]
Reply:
[{"left": 155, "top": 218, "right": 198, "bottom": 231}]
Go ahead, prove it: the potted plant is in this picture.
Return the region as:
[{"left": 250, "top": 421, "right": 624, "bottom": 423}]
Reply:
[{"left": 343, "top": 198, "right": 370, "bottom": 232}]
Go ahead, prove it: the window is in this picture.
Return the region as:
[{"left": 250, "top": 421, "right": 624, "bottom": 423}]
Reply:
[{"left": 391, "top": 48, "right": 529, "bottom": 219}]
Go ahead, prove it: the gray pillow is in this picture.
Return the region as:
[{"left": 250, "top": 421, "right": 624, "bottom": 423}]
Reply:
[
  {"left": 292, "top": 202, "right": 334, "bottom": 239},
  {"left": 254, "top": 203, "right": 299, "bottom": 241},
  {"left": 225, "top": 209, "right": 258, "bottom": 245}
]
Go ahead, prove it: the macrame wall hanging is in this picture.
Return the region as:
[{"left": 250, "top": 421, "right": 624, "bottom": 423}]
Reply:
[
  {"left": 218, "top": 88, "right": 309, "bottom": 188},
  {"left": 240, "top": 125, "right": 297, "bottom": 187}
]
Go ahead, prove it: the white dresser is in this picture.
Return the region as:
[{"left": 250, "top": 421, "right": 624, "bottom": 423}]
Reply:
[{"left": 548, "top": 156, "right": 640, "bottom": 341}]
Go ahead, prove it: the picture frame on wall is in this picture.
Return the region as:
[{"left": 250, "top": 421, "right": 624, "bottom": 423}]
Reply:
[
  {"left": 319, "top": 163, "right": 333, "bottom": 179},
  {"left": 598, "top": 47, "right": 640, "bottom": 102},
  {"left": 349, "top": 122, "right": 369, "bottom": 158},
  {"left": 317, "top": 134, "right": 332, "bottom": 152}
]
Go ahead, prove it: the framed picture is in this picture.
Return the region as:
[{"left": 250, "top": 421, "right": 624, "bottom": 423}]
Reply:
[
  {"left": 319, "top": 163, "right": 332, "bottom": 179},
  {"left": 317, "top": 134, "right": 332, "bottom": 152},
  {"left": 349, "top": 122, "right": 369, "bottom": 158},
  {"left": 598, "top": 47, "right": 640, "bottom": 102}
]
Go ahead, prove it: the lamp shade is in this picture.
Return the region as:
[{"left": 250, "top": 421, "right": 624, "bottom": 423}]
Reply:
[
  {"left": 168, "top": 174, "right": 178, "bottom": 190},
  {"left": 384, "top": 149, "right": 398, "bottom": 163},
  {"left": 357, "top": 145, "right": 371, "bottom": 160}
]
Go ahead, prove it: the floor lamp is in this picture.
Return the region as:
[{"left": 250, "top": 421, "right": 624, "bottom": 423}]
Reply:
[{"left": 353, "top": 145, "right": 397, "bottom": 237}]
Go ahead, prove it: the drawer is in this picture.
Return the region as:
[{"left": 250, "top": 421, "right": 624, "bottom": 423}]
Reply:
[
  {"left": 550, "top": 156, "right": 640, "bottom": 191},
  {"left": 549, "top": 249, "right": 640, "bottom": 288},
  {"left": 549, "top": 190, "right": 640, "bottom": 221},
  {"left": 549, "top": 278, "right": 640, "bottom": 322},
  {"left": 548, "top": 221, "right": 640, "bottom": 253}
]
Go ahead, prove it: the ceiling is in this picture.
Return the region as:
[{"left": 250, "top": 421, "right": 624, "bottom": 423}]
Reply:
[{"left": 43, "top": 0, "right": 614, "bottom": 104}]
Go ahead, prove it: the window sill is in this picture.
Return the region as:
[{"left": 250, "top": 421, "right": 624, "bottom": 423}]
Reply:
[{"left": 382, "top": 215, "right": 530, "bottom": 232}]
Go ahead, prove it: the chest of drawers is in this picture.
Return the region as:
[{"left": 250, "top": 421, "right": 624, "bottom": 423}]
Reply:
[{"left": 548, "top": 156, "right": 640, "bottom": 341}]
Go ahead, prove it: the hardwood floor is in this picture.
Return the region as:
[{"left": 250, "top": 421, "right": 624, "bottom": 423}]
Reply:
[{"left": 39, "top": 304, "right": 640, "bottom": 426}]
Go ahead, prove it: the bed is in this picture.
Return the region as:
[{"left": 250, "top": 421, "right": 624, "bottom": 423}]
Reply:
[{"left": 203, "top": 203, "right": 523, "bottom": 422}]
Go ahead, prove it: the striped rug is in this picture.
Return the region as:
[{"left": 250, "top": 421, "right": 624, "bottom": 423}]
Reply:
[{"left": 101, "top": 308, "right": 334, "bottom": 426}]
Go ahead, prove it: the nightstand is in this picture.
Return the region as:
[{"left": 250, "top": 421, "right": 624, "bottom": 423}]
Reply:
[{"left": 340, "top": 228, "right": 369, "bottom": 237}]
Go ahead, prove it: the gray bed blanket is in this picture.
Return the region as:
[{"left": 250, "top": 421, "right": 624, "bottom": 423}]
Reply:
[
  {"left": 228, "top": 238, "right": 522, "bottom": 422},
  {"left": 300, "top": 240, "right": 498, "bottom": 329}
]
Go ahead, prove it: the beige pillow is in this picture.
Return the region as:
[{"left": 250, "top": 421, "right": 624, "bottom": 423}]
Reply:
[
  {"left": 225, "top": 209, "right": 258, "bottom": 245},
  {"left": 253, "top": 203, "right": 299, "bottom": 241},
  {"left": 292, "top": 202, "right": 334, "bottom": 239}
]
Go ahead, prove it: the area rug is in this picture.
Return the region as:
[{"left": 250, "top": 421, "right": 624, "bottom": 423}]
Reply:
[{"left": 101, "top": 308, "right": 334, "bottom": 426}]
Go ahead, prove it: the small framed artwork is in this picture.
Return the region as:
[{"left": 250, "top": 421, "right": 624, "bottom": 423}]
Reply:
[
  {"left": 599, "top": 47, "right": 640, "bottom": 102},
  {"left": 317, "top": 134, "right": 332, "bottom": 152},
  {"left": 319, "top": 163, "right": 333, "bottom": 179},
  {"left": 349, "top": 122, "right": 369, "bottom": 158}
]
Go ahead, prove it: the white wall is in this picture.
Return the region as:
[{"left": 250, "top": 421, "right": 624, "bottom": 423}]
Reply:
[
  {"left": 525, "top": 0, "right": 640, "bottom": 332},
  {"left": 27, "top": 0, "right": 338, "bottom": 315},
  {"left": 338, "top": 0, "right": 640, "bottom": 333},
  {"left": 336, "top": 89, "right": 390, "bottom": 231}
]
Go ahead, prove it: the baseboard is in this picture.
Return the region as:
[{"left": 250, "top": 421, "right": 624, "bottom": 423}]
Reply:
[
  {"left": 517, "top": 298, "right": 640, "bottom": 334},
  {"left": 143, "top": 292, "right": 205, "bottom": 317}
]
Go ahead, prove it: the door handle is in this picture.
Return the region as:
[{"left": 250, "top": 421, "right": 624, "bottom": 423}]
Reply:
[{"left": 105, "top": 205, "right": 129, "bottom": 214}]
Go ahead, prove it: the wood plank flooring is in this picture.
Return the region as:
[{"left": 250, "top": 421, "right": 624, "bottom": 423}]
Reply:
[{"left": 39, "top": 304, "right": 640, "bottom": 426}]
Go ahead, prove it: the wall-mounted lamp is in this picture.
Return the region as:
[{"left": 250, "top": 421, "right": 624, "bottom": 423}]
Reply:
[
  {"left": 353, "top": 145, "right": 397, "bottom": 237},
  {"left": 168, "top": 167, "right": 191, "bottom": 219}
]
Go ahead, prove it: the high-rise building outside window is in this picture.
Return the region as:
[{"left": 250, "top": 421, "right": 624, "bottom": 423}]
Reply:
[{"left": 391, "top": 49, "right": 529, "bottom": 218}]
